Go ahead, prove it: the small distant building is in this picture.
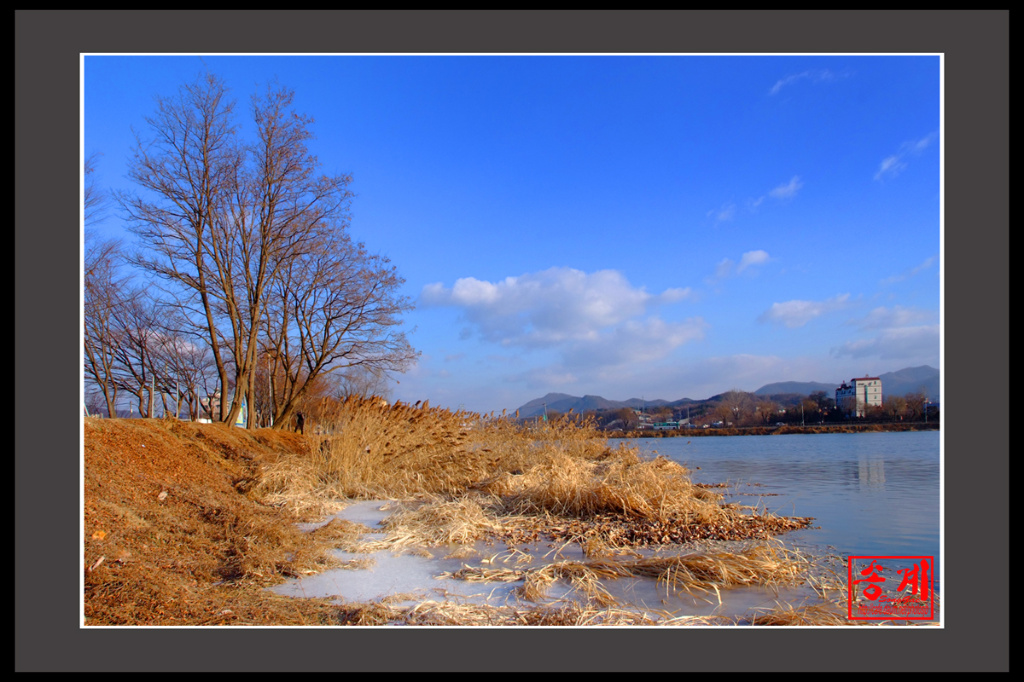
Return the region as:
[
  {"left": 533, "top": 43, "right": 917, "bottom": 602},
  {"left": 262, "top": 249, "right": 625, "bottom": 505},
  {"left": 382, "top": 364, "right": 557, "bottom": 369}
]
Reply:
[
  {"left": 634, "top": 410, "right": 654, "bottom": 430},
  {"left": 836, "top": 376, "right": 882, "bottom": 417},
  {"left": 201, "top": 391, "right": 222, "bottom": 420}
]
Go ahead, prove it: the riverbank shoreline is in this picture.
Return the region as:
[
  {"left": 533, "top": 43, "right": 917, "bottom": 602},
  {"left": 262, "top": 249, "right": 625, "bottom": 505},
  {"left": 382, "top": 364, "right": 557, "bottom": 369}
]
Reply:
[
  {"left": 83, "top": 407, "right": 848, "bottom": 626},
  {"left": 605, "top": 422, "right": 940, "bottom": 439},
  {"left": 84, "top": 400, "right": 942, "bottom": 627}
]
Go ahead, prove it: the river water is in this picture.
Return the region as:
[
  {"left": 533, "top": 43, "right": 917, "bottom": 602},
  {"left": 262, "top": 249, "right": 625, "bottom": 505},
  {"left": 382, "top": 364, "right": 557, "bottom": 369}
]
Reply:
[
  {"left": 615, "top": 430, "right": 942, "bottom": 593},
  {"left": 270, "top": 430, "right": 941, "bottom": 623}
]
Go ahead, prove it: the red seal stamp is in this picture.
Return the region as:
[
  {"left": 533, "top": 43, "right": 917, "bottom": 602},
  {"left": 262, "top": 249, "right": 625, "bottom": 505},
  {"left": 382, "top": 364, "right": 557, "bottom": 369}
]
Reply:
[{"left": 847, "top": 555, "right": 935, "bottom": 621}]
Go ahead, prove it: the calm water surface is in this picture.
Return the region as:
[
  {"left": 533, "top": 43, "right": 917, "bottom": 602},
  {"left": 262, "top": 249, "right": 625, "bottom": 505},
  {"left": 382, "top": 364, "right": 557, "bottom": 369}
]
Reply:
[{"left": 613, "top": 431, "right": 942, "bottom": 591}]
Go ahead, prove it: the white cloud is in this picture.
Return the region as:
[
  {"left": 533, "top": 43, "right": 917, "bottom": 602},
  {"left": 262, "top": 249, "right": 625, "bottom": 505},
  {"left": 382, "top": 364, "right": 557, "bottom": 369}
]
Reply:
[
  {"left": 420, "top": 268, "right": 706, "bottom": 401},
  {"left": 832, "top": 325, "right": 940, "bottom": 362},
  {"left": 713, "top": 258, "right": 735, "bottom": 281},
  {"left": 876, "top": 155, "right": 903, "bottom": 179},
  {"left": 660, "top": 287, "right": 692, "bottom": 303},
  {"left": 708, "top": 203, "right": 736, "bottom": 223},
  {"left": 769, "top": 69, "right": 841, "bottom": 96},
  {"left": 511, "top": 367, "right": 580, "bottom": 391},
  {"left": 834, "top": 308, "right": 940, "bottom": 367},
  {"left": 711, "top": 250, "right": 771, "bottom": 282},
  {"left": 421, "top": 267, "right": 692, "bottom": 347},
  {"left": 874, "top": 132, "right": 938, "bottom": 181},
  {"left": 564, "top": 316, "right": 709, "bottom": 369},
  {"left": 759, "top": 294, "right": 851, "bottom": 328},
  {"left": 616, "top": 353, "right": 796, "bottom": 400},
  {"left": 749, "top": 176, "right": 803, "bottom": 212},
  {"left": 503, "top": 315, "right": 708, "bottom": 394},
  {"left": 881, "top": 255, "right": 938, "bottom": 285},
  {"left": 738, "top": 250, "right": 770, "bottom": 273},
  {"left": 768, "top": 176, "right": 803, "bottom": 200},
  {"left": 855, "top": 306, "right": 936, "bottom": 331}
]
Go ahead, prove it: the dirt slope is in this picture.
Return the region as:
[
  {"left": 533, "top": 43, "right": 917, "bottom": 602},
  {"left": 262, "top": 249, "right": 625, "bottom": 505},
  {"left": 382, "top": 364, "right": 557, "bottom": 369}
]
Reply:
[{"left": 83, "top": 418, "right": 347, "bottom": 625}]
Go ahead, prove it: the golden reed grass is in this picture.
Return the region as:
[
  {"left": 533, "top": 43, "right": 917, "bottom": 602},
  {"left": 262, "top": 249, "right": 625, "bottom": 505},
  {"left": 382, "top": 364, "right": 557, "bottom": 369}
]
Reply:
[
  {"left": 250, "top": 399, "right": 834, "bottom": 624},
  {"left": 255, "top": 397, "right": 733, "bottom": 527}
]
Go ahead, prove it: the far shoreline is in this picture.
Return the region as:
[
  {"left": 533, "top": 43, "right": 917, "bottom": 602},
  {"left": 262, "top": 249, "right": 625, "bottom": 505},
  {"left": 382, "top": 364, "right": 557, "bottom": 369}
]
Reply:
[{"left": 604, "top": 422, "right": 940, "bottom": 439}]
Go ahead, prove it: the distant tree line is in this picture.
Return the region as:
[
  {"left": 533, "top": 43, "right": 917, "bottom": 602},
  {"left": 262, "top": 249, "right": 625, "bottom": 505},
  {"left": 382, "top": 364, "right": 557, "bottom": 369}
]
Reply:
[
  {"left": 84, "top": 73, "right": 418, "bottom": 428},
  {"left": 572, "top": 388, "right": 938, "bottom": 431}
]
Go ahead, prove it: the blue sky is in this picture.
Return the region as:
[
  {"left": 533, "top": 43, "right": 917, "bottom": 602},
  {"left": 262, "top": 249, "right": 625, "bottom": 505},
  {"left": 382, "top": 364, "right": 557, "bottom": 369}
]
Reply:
[{"left": 83, "top": 54, "right": 941, "bottom": 415}]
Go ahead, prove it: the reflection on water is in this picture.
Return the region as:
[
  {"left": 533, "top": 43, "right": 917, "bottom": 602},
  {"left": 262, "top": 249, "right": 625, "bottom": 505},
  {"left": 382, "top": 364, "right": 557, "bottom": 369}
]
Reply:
[
  {"left": 617, "top": 431, "right": 941, "bottom": 590},
  {"left": 858, "top": 457, "right": 886, "bottom": 487}
]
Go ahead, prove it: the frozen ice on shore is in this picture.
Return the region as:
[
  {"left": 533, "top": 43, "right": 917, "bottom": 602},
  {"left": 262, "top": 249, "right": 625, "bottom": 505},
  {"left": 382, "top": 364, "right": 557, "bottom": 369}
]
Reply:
[{"left": 269, "top": 500, "right": 819, "bottom": 620}]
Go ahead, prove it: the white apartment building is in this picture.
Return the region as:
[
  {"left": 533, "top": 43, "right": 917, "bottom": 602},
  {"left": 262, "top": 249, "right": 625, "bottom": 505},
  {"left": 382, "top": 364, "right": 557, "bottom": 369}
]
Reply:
[{"left": 835, "top": 376, "right": 882, "bottom": 417}]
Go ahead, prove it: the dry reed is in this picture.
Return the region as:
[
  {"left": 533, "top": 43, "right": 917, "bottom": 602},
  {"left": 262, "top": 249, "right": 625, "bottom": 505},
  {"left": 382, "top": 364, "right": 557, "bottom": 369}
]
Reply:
[
  {"left": 254, "top": 397, "right": 813, "bottom": 552},
  {"left": 379, "top": 496, "right": 504, "bottom": 547},
  {"left": 85, "top": 399, "right": 832, "bottom": 626},
  {"left": 441, "top": 540, "right": 811, "bottom": 608}
]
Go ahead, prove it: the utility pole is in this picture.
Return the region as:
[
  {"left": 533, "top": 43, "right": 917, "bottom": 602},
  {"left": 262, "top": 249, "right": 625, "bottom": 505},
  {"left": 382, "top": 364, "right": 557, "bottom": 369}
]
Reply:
[{"left": 266, "top": 353, "right": 273, "bottom": 427}]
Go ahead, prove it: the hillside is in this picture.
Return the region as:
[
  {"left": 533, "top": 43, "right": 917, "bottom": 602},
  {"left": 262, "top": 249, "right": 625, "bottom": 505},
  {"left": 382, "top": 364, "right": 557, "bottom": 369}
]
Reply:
[
  {"left": 876, "top": 366, "right": 941, "bottom": 401},
  {"left": 515, "top": 365, "right": 940, "bottom": 417},
  {"left": 753, "top": 381, "right": 842, "bottom": 397},
  {"left": 516, "top": 393, "right": 678, "bottom": 419},
  {"left": 83, "top": 418, "right": 349, "bottom": 625}
]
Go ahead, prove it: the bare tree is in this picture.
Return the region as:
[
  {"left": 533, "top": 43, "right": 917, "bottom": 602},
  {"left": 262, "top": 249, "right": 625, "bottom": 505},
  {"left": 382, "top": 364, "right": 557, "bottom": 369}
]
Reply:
[
  {"left": 334, "top": 364, "right": 393, "bottom": 401},
  {"left": 84, "top": 233, "right": 125, "bottom": 417},
  {"left": 118, "top": 73, "right": 415, "bottom": 427},
  {"left": 83, "top": 153, "right": 126, "bottom": 417},
  {"left": 215, "top": 82, "right": 356, "bottom": 427},
  {"left": 119, "top": 75, "right": 359, "bottom": 426},
  {"left": 148, "top": 311, "right": 218, "bottom": 420},
  {"left": 715, "top": 390, "right": 754, "bottom": 426},
  {"left": 756, "top": 399, "right": 779, "bottom": 425},
  {"left": 107, "top": 287, "right": 163, "bottom": 417},
  {"left": 84, "top": 152, "right": 107, "bottom": 227},
  {"left": 262, "top": 226, "right": 416, "bottom": 428},
  {"left": 885, "top": 395, "right": 908, "bottom": 422},
  {"left": 904, "top": 390, "right": 928, "bottom": 422},
  {"left": 118, "top": 73, "right": 240, "bottom": 421},
  {"left": 799, "top": 398, "right": 819, "bottom": 426}
]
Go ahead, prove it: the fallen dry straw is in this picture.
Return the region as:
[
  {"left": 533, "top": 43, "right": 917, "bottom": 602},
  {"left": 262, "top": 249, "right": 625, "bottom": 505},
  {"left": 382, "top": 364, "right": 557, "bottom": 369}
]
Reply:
[
  {"left": 379, "top": 496, "right": 504, "bottom": 547},
  {"left": 748, "top": 601, "right": 851, "bottom": 626},
  {"left": 336, "top": 599, "right": 667, "bottom": 626},
  {"left": 442, "top": 541, "right": 811, "bottom": 606}
]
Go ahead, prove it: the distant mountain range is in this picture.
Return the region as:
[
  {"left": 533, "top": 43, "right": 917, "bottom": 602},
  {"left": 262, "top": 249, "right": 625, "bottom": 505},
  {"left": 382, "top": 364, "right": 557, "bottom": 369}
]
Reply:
[
  {"left": 515, "top": 393, "right": 681, "bottom": 419},
  {"left": 514, "top": 365, "right": 939, "bottom": 418}
]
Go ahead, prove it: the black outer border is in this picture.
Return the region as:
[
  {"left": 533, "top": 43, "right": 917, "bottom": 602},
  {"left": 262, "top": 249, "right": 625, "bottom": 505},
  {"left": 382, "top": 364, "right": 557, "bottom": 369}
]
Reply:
[{"left": 16, "top": 10, "right": 1008, "bottom": 672}]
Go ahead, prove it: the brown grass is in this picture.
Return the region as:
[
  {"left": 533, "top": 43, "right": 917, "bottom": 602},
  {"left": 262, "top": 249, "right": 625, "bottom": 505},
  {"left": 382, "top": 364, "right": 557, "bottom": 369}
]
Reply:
[{"left": 83, "top": 398, "right": 831, "bottom": 626}]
